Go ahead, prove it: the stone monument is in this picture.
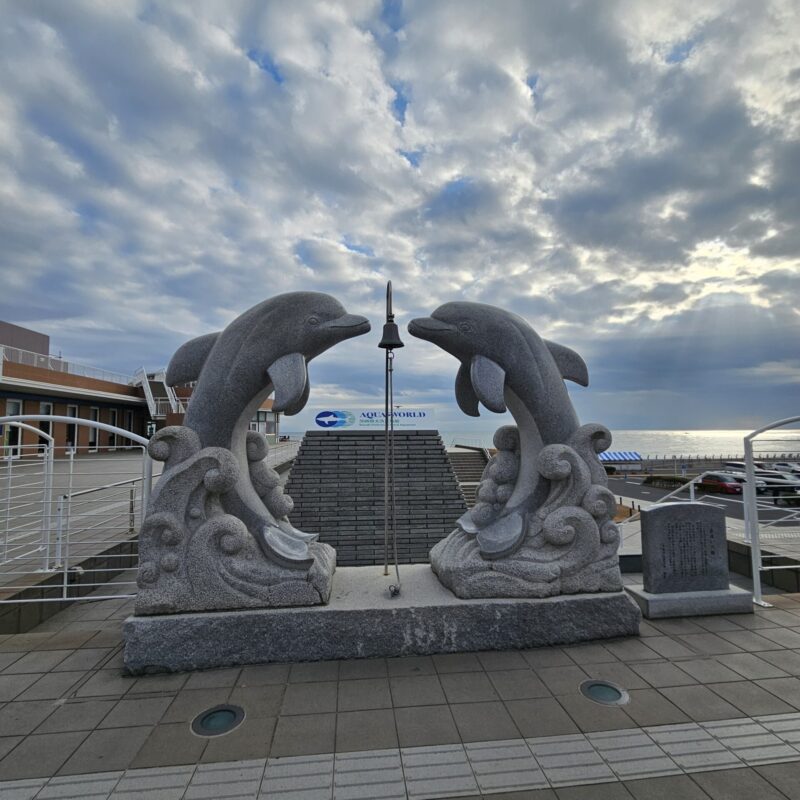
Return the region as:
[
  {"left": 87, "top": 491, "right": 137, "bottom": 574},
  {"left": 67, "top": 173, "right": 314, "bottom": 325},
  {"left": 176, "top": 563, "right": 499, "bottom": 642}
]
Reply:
[
  {"left": 134, "top": 292, "right": 370, "bottom": 614},
  {"left": 408, "top": 300, "right": 635, "bottom": 629},
  {"left": 626, "top": 502, "right": 752, "bottom": 617}
]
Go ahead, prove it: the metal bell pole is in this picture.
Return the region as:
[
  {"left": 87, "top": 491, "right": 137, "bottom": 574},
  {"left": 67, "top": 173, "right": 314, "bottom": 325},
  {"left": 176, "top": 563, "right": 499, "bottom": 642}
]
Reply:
[{"left": 378, "top": 281, "right": 404, "bottom": 597}]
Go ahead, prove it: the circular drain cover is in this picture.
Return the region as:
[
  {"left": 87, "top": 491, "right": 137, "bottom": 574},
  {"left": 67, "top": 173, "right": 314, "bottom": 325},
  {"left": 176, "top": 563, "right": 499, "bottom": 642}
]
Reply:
[
  {"left": 579, "top": 680, "right": 629, "bottom": 706},
  {"left": 191, "top": 704, "right": 245, "bottom": 737}
]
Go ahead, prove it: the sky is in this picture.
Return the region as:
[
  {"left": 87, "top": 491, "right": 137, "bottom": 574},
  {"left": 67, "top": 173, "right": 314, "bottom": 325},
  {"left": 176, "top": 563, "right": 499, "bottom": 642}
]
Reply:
[{"left": 0, "top": 0, "right": 798, "bottom": 432}]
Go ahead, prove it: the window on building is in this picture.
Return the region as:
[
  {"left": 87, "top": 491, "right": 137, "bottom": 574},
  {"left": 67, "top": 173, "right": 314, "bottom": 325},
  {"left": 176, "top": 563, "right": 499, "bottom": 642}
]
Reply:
[
  {"left": 38, "top": 402, "right": 53, "bottom": 454},
  {"left": 89, "top": 407, "right": 99, "bottom": 451},
  {"left": 108, "top": 409, "right": 117, "bottom": 449},
  {"left": 67, "top": 405, "right": 78, "bottom": 450},
  {"left": 4, "top": 399, "right": 22, "bottom": 457}
]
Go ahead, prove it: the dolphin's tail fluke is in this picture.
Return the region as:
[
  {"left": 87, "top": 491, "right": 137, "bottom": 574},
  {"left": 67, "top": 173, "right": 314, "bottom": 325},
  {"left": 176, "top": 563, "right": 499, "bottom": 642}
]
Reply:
[{"left": 254, "top": 525, "right": 315, "bottom": 570}]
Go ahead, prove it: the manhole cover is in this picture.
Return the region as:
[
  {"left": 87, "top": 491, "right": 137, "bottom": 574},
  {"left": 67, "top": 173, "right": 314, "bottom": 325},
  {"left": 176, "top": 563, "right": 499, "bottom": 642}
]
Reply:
[
  {"left": 579, "top": 680, "right": 629, "bottom": 706},
  {"left": 191, "top": 704, "right": 245, "bottom": 737}
]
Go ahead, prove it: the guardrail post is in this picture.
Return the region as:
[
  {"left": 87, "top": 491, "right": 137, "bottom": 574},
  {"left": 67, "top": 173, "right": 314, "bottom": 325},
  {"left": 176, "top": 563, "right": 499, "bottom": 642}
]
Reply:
[
  {"left": 744, "top": 436, "right": 768, "bottom": 607},
  {"left": 3, "top": 451, "right": 11, "bottom": 564},
  {"left": 55, "top": 495, "right": 65, "bottom": 566},
  {"left": 129, "top": 486, "right": 136, "bottom": 534}
]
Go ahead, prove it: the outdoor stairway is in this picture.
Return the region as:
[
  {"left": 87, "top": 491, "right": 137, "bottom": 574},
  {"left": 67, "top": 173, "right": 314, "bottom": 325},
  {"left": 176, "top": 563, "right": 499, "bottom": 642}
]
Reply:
[
  {"left": 284, "top": 430, "right": 467, "bottom": 566},
  {"left": 447, "top": 447, "right": 489, "bottom": 508}
]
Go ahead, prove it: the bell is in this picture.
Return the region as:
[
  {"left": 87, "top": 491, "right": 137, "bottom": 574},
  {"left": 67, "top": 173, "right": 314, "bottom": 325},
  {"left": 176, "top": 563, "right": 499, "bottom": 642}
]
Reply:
[{"left": 379, "top": 321, "right": 404, "bottom": 350}]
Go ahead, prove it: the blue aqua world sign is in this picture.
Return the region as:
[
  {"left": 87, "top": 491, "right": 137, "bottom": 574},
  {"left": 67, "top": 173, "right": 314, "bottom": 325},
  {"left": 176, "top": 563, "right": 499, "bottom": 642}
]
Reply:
[{"left": 313, "top": 409, "right": 432, "bottom": 429}]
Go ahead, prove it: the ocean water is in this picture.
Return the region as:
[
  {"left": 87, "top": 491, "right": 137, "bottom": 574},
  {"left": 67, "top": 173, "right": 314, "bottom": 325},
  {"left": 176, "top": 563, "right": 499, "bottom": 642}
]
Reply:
[{"left": 436, "top": 429, "right": 800, "bottom": 458}]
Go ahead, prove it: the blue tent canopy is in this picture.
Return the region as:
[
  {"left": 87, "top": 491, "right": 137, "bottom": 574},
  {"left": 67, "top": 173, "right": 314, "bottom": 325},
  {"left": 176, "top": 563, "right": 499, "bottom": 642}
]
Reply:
[{"left": 598, "top": 451, "right": 642, "bottom": 462}]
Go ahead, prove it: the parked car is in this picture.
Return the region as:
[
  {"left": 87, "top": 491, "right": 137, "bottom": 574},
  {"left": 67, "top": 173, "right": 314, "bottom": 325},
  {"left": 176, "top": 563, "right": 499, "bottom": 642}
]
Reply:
[
  {"left": 699, "top": 473, "right": 743, "bottom": 494},
  {"left": 753, "top": 470, "right": 800, "bottom": 497},
  {"left": 772, "top": 462, "right": 800, "bottom": 475},
  {"left": 724, "top": 460, "right": 768, "bottom": 472}
]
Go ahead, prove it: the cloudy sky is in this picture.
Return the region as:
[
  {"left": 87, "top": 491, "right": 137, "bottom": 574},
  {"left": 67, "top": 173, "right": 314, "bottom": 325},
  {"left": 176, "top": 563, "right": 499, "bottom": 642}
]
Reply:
[{"left": 1, "top": 0, "right": 798, "bottom": 432}]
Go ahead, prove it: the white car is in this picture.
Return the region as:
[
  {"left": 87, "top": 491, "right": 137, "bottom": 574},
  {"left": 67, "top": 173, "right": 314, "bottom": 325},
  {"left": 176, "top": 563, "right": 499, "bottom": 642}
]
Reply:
[{"left": 772, "top": 462, "right": 800, "bottom": 475}]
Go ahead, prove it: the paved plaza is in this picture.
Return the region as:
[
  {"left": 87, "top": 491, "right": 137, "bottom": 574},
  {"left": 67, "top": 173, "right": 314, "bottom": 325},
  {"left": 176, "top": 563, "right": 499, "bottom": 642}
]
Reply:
[{"left": 3, "top": 575, "right": 800, "bottom": 797}]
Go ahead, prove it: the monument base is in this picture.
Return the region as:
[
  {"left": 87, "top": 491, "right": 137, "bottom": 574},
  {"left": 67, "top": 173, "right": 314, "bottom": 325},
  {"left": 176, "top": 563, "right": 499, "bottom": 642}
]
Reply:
[
  {"left": 625, "top": 584, "right": 753, "bottom": 619},
  {"left": 124, "top": 565, "right": 641, "bottom": 673}
]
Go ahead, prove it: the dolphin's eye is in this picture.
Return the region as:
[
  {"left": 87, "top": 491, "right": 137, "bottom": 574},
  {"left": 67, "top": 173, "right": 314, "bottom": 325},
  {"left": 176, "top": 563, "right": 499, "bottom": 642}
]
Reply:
[
  {"left": 307, "top": 315, "right": 321, "bottom": 326},
  {"left": 458, "top": 322, "right": 475, "bottom": 334}
]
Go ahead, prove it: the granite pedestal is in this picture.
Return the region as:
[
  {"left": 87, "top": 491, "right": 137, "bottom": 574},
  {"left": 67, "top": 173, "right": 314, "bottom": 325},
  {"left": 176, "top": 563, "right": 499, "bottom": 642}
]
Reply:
[
  {"left": 123, "top": 565, "right": 641, "bottom": 674},
  {"left": 625, "top": 585, "right": 753, "bottom": 618}
]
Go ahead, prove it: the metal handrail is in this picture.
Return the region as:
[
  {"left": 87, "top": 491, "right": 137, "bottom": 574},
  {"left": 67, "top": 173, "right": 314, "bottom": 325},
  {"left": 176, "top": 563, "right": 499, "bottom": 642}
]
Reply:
[{"left": 0, "top": 344, "right": 132, "bottom": 384}]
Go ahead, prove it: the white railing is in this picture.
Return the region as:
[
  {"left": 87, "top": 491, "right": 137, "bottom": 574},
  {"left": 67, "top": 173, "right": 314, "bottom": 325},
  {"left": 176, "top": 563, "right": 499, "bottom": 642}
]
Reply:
[{"left": 0, "top": 344, "right": 132, "bottom": 385}]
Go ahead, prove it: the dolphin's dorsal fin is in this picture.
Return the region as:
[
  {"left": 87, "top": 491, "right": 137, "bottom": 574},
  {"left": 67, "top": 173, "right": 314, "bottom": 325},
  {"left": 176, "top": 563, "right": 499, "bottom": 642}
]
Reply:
[
  {"left": 455, "top": 362, "right": 480, "bottom": 417},
  {"left": 165, "top": 332, "right": 220, "bottom": 385},
  {"left": 268, "top": 353, "right": 308, "bottom": 413},
  {"left": 470, "top": 355, "right": 507, "bottom": 413},
  {"left": 544, "top": 340, "right": 589, "bottom": 386}
]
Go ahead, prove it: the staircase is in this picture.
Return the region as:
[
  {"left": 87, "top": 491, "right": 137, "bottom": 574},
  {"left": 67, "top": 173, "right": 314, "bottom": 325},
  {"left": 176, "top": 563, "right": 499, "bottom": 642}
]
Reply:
[
  {"left": 284, "top": 430, "right": 467, "bottom": 566},
  {"left": 447, "top": 448, "right": 489, "bottom": 508}
]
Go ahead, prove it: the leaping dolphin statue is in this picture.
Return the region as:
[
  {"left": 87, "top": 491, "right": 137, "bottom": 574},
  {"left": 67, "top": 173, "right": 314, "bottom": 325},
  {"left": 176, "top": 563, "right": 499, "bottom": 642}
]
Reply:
[
  {"left": 408, "top": 301, "right": 589, "bottom": 559},
  {"left": 166, "top": 291, "right": 370, "bottom": 569}
]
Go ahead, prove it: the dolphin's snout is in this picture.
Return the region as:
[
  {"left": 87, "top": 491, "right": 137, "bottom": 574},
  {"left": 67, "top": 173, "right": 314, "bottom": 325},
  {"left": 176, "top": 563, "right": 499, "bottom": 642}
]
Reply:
[
  {"left": 323, "top": 313, "right": 371, "bottom": 337},
  {"left": 408, "top": 316, "right": 456, "bottom": 342}
]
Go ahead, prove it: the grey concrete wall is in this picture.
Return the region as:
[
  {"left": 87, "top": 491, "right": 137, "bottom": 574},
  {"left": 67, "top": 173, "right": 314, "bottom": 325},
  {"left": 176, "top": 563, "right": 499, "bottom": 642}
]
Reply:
[{"left": 0, "top": 320, "right": 50, "bottom": 354}]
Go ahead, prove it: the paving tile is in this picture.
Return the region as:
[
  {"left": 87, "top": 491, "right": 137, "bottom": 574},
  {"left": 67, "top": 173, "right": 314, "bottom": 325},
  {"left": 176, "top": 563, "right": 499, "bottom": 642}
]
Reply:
[
  {"left": 336, "top": 678, "right": 391, "bottom": 712},
  {"left": 755, "top": 761, "right": 800, "bottom": 800},
  {"left": 389, "top": 674, "right": 445, "bottom": 707},
  {"left": 200, "top": 715, "right": 275, "bottom": 763},
  {"left": 127, "top": 673, "right": 188, "bottom": 694},
  {"left": 701, "top": 717, "right": 799, "bottom": 765},
  {"left": 183, "top": 668, "right": 241, "bottom": 690},
  {"left": 99, "top": 696, "right": 173, "bottom": 728},
  {"left": 0, "top": 731, "right": 88, "bottom": 780},
  {"left": 401, "top": 743, "right": 479, "bottom": 799},
  {"left": 394, "top": 704, "right": 460, "bottom": 748},
  {"left": 690, "top": 765, "right": 790, "bottom": 799},
  {"left": 58, "top": 726, "right": 153, "bottom": 775},
  {"left": 557, "top": 693, "right": 638, "bottom": 733},
  {"left": 51, "top": 649, "right": 112, "bottom": 673},
  {"left": 335, "top": 708, "right": 398, "bottom": 753},
  {"left": 677, "top": 633, "right": 746, "bottom": 656},
  {"left": 450, "top": 700, "right": 521, "bottom": 742},
  {"left": 624, "top": 689, "right": 690, "bottom": 727},
  {"left": 440, "top": 671, "right": 499, "bottom": 704},
  {"left": 36, "top": 699, "right": 117, "bottom": 733},
  {"left": 756, "top": 711, "right": 800, "bottom": 745},
  {"left": 716, "top": 653, "right": 791, "bottom": 680},
  {"left": 624, "top": 773, "right": 713, "bottom": 799},
  {"left": 16, "top": 671, "right": 85, "bottom": 701},
  {"left": 161, "top": 688, "right": 231, "bottom": 724},
  {"left": 270, "top": 712, "right": 337, "bottom": 757},
  {"left": 588, "top": 728, "right": 680, "bottom": 780},
  {"left": 2, "top": 650, "right": 69, "bottom": 674},
  {"left": 0, "top": 777, "right": 47, "bottom": 799},
  {"left": 694, "top": 615, "right": 748, "bottom": 632},
  {"left": 628, "top": 661, "right": 697, "bottom": 688},
  {"left": 262, "top": 752, "right": 333, "bottom": 799},
  {"left": 755, "top": 628, "right": 800, "bottom": 649},
  {"left": 432, "top": 653, "right": 483, "bottom": 674},
  {"left": 39, "top": 631, "right": 104, "bottom": 650},
  {"left": 675, "top": 658, "right": 743, "bottom": 684},
  {"left": 727, "top": 614, "right": 782, "bottom": 630},
  {"left": 111, "top": 765, "right": 193, "bottom": 799},
  {"left": 282, "top": 681, "right": 338, "bottom": 715},
  {"left": 649, "top": 619, "right": 707, "bottom": 636},
  {"left": 506, "top": 698, "right": 580, "bottom": 738},
  {"left": 555, "top": 781, "right": 635, "bottom": 798},
  {"left": 659, "top": 685, "right": 748, "bottom": 722},
  {"left": 759, "top": 650, "right": 800, "bottom": 675},
  {"left": 0, "top": 736, "right": 22, "bottom": 761},
  {"left": 73, "top": 670, "right": 134, "bottom": 698},
  {"left": 564, "top": 644, "right": 619, "bottom": 665},
  {"left": 536, "top": 665, "right": 588, "bottom": 696},
  {"left": 185, "top": 759, "right": 265, "bottom": 799},
  {"left": 289, "top": 661, "right": 340, "bottom": 683},
  {"left": 584, "top": 662, "right": 650, "bottom": 691},
  {"left": 0, "top": 652, "right": 22, "bottom": 672},
  {"left": 228, "top": 684, "right": 284, "bottom": 717},
  {"left": 603, "top": 640, "right": 662, "bottom": 662},
  {"left": 237, "top": 663, "right": 290, "bottom": 686},
  {"left": 476, "top": 650, "right": 530, "bottom": 671},
  {"left": 338, "top": 659, "right": 387, "bottom": 681},
  {"left": 333, "top": 748, "right": 405, "bottom": 799},
  {"left": 129, "top": 721, "right": 207, "bottom": 768},
  {"left": 0, "top": 673, "right": 41, "bottom": 702},
  {"left": 522, "top": 648, "right": 573, "bottom": 669},
  {"left": 38, "top": 769, "right": 122, "bottom": 798},
  {"left": 645, "top": 722, "right": 743, "bottom": 772},
  {"left": 465, "top": 738, "right": 547, "bottom": 793},
  {"left": 708, "top": 681, "right": 796, "bottom": 716},
  {"left": 488, "top": 669, "right": 551, "bottom": 700},
  {"left": 0, "top": 699, "right": 57, "bottom": 735},
  {"left": 385, "top": 655, "right": 436, "bottom": 677},
  {"left": 528, "top": 732, "right": 615, "bottom": 787},
  {"left": 757, "top": 677, "right": 800, "bottom": 710},
  {"left": 0, "top": 633, "right": 54, "bottom": 652},
  {"left": 640, "top": 637, "right": 696, "bottom": 659},
  {"left": 716, "top": 630, "right": 787, "bottom": 652}
]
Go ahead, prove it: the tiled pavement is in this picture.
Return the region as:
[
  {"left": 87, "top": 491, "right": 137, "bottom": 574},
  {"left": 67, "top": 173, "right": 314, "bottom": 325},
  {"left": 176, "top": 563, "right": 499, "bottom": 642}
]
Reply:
[{"left": 7, "top": 577, "right": 800, "bottom": 796}]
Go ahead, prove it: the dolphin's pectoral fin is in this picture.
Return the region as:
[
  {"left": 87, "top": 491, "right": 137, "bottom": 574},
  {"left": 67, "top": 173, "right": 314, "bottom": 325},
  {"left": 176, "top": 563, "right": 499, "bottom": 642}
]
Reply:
[
  {"left": 268, "top": 353, "right": 308, "bottom": 413},
  {"left": 544, "top": 340, "right": 589, "bottom": 386},
  {"left": 455, "top": 362, "right": 481, "bottom": 417},
  {"left": 476, "top": 512, "right": 525, "bottom": 559},
  {"left": 470, "top": 355, "right": 507, "bottom": 413},
  {"left": 165, "top": 331, "right": 221, "bottom": 385},
  {"left": 277, "top": 518, "right": 319, "bottom": 543},
  {"left": 253, "top": 523, "right": 314, "bottom": 569},
  {"left": 456, "top": 510, "right": 479, "bottom": 534},
  {"left": 283, "top": 377, "right": 310, "bottom": 416}
]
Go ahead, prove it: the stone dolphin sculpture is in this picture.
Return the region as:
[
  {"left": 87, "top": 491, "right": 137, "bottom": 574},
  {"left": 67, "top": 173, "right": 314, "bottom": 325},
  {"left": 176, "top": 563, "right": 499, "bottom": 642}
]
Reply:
[
  {"left": 408, "top": 301, "right": 589, "bottom": 559},
  {"left": 166, "top": 291, "right": 370, "bottom": 568}
]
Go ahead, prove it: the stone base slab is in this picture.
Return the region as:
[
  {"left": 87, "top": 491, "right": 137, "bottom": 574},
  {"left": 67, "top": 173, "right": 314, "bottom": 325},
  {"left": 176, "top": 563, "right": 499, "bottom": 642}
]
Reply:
[
  {"left": 625, "top": 584, "right": 753, "bottom": 618},
  {"left": 124, "top": 565, "right": 641, "bottom": 673}
]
